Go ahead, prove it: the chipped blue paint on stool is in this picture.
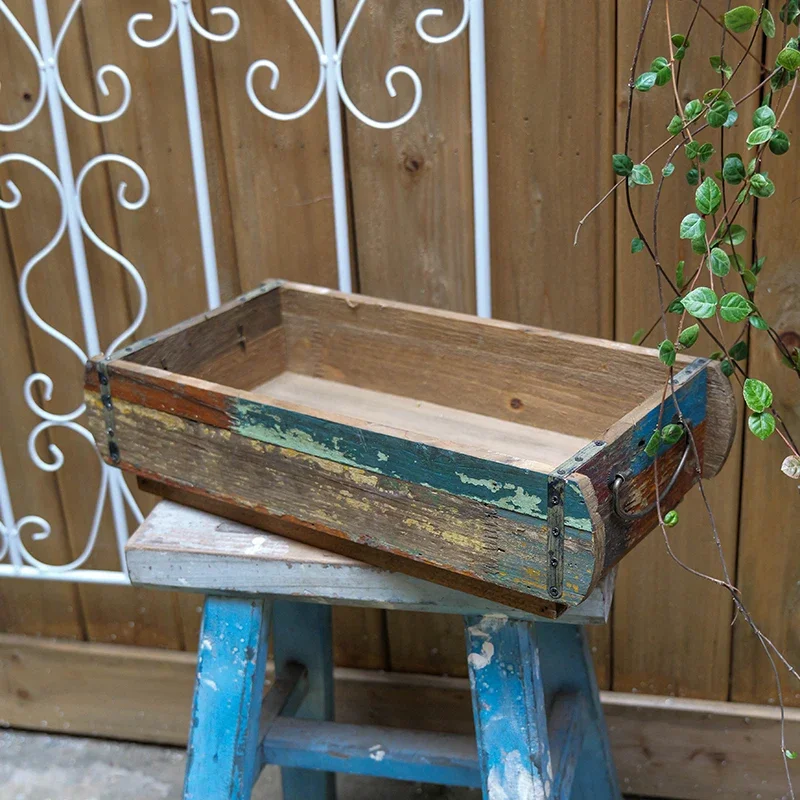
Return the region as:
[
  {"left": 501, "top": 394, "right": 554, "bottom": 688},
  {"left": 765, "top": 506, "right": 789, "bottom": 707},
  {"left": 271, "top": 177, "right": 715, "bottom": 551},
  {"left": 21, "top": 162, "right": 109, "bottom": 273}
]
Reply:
[{"left": 127, "top": 501, "right": 621, "bottom": 800}]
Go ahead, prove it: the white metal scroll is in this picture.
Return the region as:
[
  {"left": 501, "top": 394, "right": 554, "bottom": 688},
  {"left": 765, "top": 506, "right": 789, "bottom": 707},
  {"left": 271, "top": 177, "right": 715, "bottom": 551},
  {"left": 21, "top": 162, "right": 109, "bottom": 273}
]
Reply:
[{"left": 0, "top": 0, "right": 491, "bottom": 584}]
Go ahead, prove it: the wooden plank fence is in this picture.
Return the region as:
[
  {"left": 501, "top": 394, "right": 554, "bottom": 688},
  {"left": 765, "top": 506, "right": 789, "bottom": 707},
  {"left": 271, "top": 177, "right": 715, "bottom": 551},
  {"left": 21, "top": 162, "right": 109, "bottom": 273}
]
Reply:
[{"left": 1, "top": 0, "right": 799, "bottom": 781}]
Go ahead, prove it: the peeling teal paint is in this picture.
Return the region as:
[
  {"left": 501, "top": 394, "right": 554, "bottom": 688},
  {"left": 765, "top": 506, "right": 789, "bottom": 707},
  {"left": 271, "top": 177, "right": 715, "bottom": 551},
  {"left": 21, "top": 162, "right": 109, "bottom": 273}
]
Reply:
[{"left": 232, "top": 398, "right": 593, "bottom": 530}]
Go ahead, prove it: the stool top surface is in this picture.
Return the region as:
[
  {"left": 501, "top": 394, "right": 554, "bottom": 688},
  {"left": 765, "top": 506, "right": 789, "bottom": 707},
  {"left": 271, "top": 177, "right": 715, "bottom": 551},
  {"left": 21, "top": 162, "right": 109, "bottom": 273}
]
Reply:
[{"left": 126, "top": 501, "right": 613, "bottom": 624}]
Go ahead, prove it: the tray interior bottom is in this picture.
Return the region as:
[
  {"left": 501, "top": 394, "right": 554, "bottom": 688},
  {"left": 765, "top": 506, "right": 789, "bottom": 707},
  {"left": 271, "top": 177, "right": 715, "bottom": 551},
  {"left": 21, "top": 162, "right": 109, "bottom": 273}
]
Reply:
[{"left": 252, "top": 373, "right": 589, "bottom": 470}]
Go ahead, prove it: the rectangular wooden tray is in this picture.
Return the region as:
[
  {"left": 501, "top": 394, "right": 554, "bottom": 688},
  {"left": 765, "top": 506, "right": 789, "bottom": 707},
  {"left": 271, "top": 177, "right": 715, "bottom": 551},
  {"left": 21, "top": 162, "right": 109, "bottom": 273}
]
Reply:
[{"left": 84, "top": 281, "right": 735, "bottom": 618}]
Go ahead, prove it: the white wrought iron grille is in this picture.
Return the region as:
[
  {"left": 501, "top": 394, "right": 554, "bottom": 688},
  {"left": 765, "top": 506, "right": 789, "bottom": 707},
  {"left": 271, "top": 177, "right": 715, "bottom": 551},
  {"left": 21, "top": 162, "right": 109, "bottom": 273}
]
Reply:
[{"left": 0, "top": 0, "right": 492, "bottom": 584}]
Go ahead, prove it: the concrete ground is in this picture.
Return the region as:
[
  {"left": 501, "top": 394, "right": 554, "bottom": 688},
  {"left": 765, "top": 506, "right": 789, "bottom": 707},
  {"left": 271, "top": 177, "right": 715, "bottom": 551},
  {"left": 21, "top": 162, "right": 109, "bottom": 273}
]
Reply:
[
  {"left": 0, "top": 729, "right": 480, "bottom": 800},
  {"left": 0, "top": 729, "right": 654, "bottom": 799}
]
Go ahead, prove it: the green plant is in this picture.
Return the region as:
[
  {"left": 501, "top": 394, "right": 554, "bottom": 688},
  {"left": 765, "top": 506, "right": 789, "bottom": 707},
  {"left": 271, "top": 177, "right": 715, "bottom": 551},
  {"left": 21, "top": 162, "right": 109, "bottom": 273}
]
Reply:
[{"left": 577, "top": 2, "right": 800, "bottom": 794}]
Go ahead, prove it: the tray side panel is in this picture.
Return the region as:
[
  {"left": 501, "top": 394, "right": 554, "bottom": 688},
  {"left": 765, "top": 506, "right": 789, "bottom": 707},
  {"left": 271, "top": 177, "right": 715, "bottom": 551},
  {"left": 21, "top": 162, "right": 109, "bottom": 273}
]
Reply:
[
  {"left": 279, "top": 284, "right": 691, "bottom": 439},
  {"left": 119, "top": 282, "right": 286, "bottom": 389},
  {"left": 85, "top": 393, "right": 596, "bottom": 607},
  {"left": 85, "top": 362, "right": 594, "bottom": 532},
  {"left": 576, "top": 362, "right": 710, "bottom": 574}
]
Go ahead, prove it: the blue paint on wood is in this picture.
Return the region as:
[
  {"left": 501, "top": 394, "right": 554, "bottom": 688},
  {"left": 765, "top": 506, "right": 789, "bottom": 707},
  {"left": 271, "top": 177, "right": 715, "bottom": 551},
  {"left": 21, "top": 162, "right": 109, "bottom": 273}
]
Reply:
[
  {"left": 547, "top": 692, "right": 588, "bottom": 799},
  {"left": 270, "top": 601, "right": 335, "bottom": 800},
  {"left": 262, "top": 717, "right": 480, "bottom": 787},
  {"left": 184, "top": 596, "right": 271, "bottom": 800},
  {"left": 232, "top": 397, "right": 592, "bottom": 530},
  {"left": 627, "top": 365, "right": 708, "bottom": 476},
  {"left": 465, "top": 614, "right": 552, "bottom": 798},
  {"left": 537, "top": 625, "right": 622, "bottom": 799}
]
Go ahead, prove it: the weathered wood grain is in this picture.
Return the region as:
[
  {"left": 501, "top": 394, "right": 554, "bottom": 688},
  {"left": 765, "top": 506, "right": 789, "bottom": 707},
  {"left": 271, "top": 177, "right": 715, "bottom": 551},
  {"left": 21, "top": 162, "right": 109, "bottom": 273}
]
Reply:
[
  {"left": 126, "top": 500, "right": 614, "bottom": 624},
  {"left": 338, "top": 0, "right": 474, "bottom": 311},
  {"left": 135, "top": 479, "right": 569, "bottom": 620},
  {"left": 281, "top": 283, "right": 685, "bottom": 439},
  {"left": 88, "top": 391, "right": 596, "bottom": 609}
]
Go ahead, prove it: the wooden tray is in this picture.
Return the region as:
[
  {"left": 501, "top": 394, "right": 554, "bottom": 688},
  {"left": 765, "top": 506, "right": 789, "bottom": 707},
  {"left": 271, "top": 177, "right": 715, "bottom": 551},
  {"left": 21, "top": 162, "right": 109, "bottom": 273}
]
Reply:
[{"left": 84, "top": 280, "right": 736, "bottom": 618}]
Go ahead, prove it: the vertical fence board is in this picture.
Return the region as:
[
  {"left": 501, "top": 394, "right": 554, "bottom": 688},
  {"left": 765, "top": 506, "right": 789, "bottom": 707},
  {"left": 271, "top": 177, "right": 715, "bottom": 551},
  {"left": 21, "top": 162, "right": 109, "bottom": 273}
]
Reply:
[
  {"left": 487, "top": 0, "right": 617, "bottom": 689},
  {"left": 612, "top": 1, "right": 752, "bottom": 699},
  {"left": 207, "top": 0, "right": 338, "bottom": 292},
  {"left": 731, "top": 20, "right": 800, "bottom": 707},
  {"left": 340, "top": 0, "right": 474, "bottom": 308}
]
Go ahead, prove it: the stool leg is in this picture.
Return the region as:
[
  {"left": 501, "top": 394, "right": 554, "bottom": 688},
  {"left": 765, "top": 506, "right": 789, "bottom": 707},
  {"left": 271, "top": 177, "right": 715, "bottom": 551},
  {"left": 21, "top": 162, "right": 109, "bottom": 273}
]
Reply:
[
  {"left": 184, "top": 596, "right": 271, "bottom": 800},
  {"left": 537, "top": 625, "right": 621, "bottom": 799},
  {"left": 465, "top": 615, "right": 553, "bottom": 798},
  {"left": 273, "top": 601, "right": 336, "bottom": 800}
]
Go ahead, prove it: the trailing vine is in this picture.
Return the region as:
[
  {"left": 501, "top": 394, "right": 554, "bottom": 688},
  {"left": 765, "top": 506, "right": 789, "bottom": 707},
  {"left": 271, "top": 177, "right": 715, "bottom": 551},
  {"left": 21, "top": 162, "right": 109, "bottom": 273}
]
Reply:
[{"left": 577, "top": 1, "right": 800, "bottom": 794}]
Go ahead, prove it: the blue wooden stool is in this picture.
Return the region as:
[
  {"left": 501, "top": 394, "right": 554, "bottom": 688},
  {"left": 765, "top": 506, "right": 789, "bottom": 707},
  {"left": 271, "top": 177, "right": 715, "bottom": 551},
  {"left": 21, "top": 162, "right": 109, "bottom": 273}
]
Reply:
[{"left": 127, "top": 501, "right": 621, "bottom": 799}]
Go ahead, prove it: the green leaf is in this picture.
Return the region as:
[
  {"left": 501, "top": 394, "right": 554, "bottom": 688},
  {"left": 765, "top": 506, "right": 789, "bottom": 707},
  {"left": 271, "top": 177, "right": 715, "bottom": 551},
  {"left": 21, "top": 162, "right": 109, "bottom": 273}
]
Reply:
[
  {"left": 719, "top": 292, "right": 753, "bottom": 323},
  {"left": 676, "top": 260, "right": 685, "bottom": 290},
  {"left": 680, "top": 213, "right": 706, "bottom": 239},
  {"left": 777, "top": 46, "right": 800, "bottom": 71},
  {"left": 651, "top": 56, "right": 669, "bottom": 71},
  {"left": 696, "top": 177, "right": 722, "bottom": 215},
  {"left": 674, "top": 45, "right": 687, "bottom": 61},
  {"left": 729, "top": 340, "right": 749, "bottom": 361},
  {"left": 772, "top": 67, "right": 793, "bottom": 92},
  {"left": 612, "top": 153, "right": 634, "bottom": 176},
  {"left": 667, "top": 297, "right": 685, "bottom": 314},
  {"left": 664, "top": 510, "right": 679, "bottom": 527},
  {"left": 719, "top": 224, "right": 747, "bottom": 246},
  {"left": 724, "top": 5, "right": 759, "bottom": 33},
  {"left": 762, "top": 7, "right": 776, "bottom": 37},
  {"left": 655, "top": 65, "right": 673, "bottom": 86},
  {"left": 645, "top": 430, "right": 662, "bottom": 458},
  {"left": 662, "top": 423, "right": 685, "bottom": 445},
  {"left": 781, "top": 456, "right": 800, "bottom": 479},
  {"left": 708, "top": 100, "right": 732, "bottom": 128},
  {"left": 630, "top": 164, "right": 654, "bottom": 185},
  {"left": 781, "top": 0, "right": 800, "bottom": 24},
  {"left": 722, "top": 154, "right": 746, "bottom": 185},
  {"left": 686, "top": 168, "right": 701, "bottom": 186},
  {"left": 786, "top": 749, "right": 799, "bottom": 761},
  {"left": 631, "top": 237, "right": 644, "bottom": 254},
  {"left": 635, "top": 72, "right": 658, "bottom": 92},
  {"left": 752, "top": 256, "right": 766, "bottom": 275},
  {"left": 748, "top": 411, "right": 776, "bottom": 440},
  {"left": 709, "top": 247, "right": 731, "bottom": 276},
  {"left": 709, "top": 56, "right": 733, "bottom": 82},
  {"left": 750, "top": 314, "right": 769, "bottom": 330},
  {"left": 742, "top": 269, "right": 758, "bottom": 291},
  {"left": 682, "top": 286, "right": 718, "bottom": 318},
  {"left": 747, "top": 126, "right": 775, "bottom": 147},
  {"left": 753, "top": 106, "right": 776, "bottom": 128},
  {"left": 671, "top": 34, "right": 687, "bottom": 47},
  {"left": 769, "top": 130, "right": 791, "bottom": 155},
  {"left": 743, "top": 377, "right": 773, "bottom": 412},
  {"left": 667, "top": 115, "right": 683, "bottom": 135},
  {"left": 684, "top": 99, "right": 703, "bottom": 120},
  {"left": 697, "top": 143, "right": 715, "bottom": 163},
  {"left": 749, "top": 173, "right": 776, "bottom": 198},
  {"left": 732, "top": 252, "right": 746, "bottom": 272},
  {"left": 662, "top": 162, "right": 675, "bottom": 177},
  {"left": 631, "top": 327, "right": 646, "bottom": 345},
  {"left": 703, "top": 89, "right": 734, "bottom": 108},
  {"left": 691, "top": 234, "right": 708, "bottom": 255},
  {"left": 724, "top": 108, "right": 739, "bottom": 128},
  {"left": 659, "top": 339, "right": 677, "bottom": 367},
  {"left": 678, "top": 323, "right": 700, "bottom": 349}
]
